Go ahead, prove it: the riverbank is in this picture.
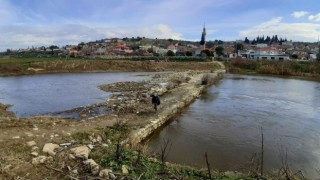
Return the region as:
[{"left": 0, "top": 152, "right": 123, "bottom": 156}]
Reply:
[
  {"left": 1, "top": 61, "right": 258, "bottom": 179},
  {"left": 225, "top": 58, "right": 320, "bottom": 81},
  {"left": 0, "top": 59, "right": 219, "bottom": 76}
]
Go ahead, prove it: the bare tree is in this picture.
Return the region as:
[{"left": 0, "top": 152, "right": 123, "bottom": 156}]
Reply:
[
  {"left": 261, "top": 127, "right": 264, "bottom": 177},
  {"left": 159, "top": 138, "right": 171, "bottom": 173},
  {"left": 205, "top": 152, "right": 212, "bottom": 180}
]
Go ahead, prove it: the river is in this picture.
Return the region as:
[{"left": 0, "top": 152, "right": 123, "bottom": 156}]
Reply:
[
  {"left": 147, "top": 74, "right": 320, "bottom": 179},
  {"left": 0, "top": 72, "right": 151, "bottom": 117}
]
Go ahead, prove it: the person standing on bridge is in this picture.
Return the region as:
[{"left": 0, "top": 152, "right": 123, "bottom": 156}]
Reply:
[{"left": 151, "top": 94, "right": 161, "bottom": 112}]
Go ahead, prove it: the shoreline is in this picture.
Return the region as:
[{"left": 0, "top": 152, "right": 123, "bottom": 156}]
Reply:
[{"left": 1, "top": 62, "right": 244, "bottom": 179}]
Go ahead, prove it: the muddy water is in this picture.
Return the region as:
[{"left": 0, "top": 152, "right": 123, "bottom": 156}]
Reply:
[
  {"left": 147, "top": 74, "right": 320, "bottom": 178},
  {"left": 0, "top": 72, "right": 151, "bottom": 117}
]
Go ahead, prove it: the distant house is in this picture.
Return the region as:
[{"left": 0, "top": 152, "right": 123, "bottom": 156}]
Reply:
[
  {"left": 256, "top": 43, "right": 268, "bottom": 48},
  {"left": 309, "top": 54, "right": 317, "bottom": 61},
  {"left": 68, "top": 50, "right": 80, "bottom": 56},
  {"left": 167, "top": 45, "right": 177, "bottom": 53},
  {"left": 239, "top": 47, "right": 290, "bottom": 60}
]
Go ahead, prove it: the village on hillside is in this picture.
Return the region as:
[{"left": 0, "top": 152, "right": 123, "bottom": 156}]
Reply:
[{"left": 1, "top": 26, "right": 319, "bottom": 62}]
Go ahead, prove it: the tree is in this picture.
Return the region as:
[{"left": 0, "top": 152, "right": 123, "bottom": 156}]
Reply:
[
  {"left": 166, "top": 50, "right": 175, "bottom": 56},
  {"left": 147, "top": 48, "right": 153, "bottom": 53},
  {"left": 244, "top": 37, "right": 250, "bottom": 44},
  {"left": 235, "top": 43, "right": 244, "bottom": 53},
  {"left": 186, "top": 51, "right": 193, "bottom": 56},
  {"left": 265, "top": 36, "right": 271, "bottom": 44},
  {"left": 201, "top": 49, "right": 213, "bottom": 57},
  {"left": 215, "top": 46, "right": 224, "bottom": 56},
  {"left": 168, "top": 38, "right": 173, "bottom": 43},
  {"left": 317, "top": 44, "right": 320, "bottom": 62},
  {"left": 49, "top": 45, "right": 59, "bottom": 54},
  {"left": 206, "top": 41, "right": 214, "bottom": 48},
  {"left": 274, "top": 35, "right": 279, "bottom": 42}
]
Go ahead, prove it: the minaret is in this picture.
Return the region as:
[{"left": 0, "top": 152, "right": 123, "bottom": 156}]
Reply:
[{"left": 200, "top": 24, "right": 206, "bottom": 49}]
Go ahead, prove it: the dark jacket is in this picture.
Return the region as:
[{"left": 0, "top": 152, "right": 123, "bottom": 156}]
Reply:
[{"left": 151, "top": 95, "right": 161, "bottom": 105}]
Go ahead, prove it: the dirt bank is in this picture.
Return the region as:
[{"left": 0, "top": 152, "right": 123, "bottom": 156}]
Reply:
[
  {"left": 0, "top": 62, "right": 232, "bottom": 179},
  {"left": 0, "top": 60, "right": 220, "bottom": 76}
]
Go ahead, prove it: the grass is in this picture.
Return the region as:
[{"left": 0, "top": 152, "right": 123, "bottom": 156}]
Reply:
[
  {"left": 14, "top": 144, "right": 31, "bottom": 153},
  {"left": 0, "top": 57, "right": 85, "bottom": 64},
  {"left": 226, "top": 58, "right": 320, "bottom": 78},
  {"left": 71, "top": 132, "right": 91, "bottom": 143}
]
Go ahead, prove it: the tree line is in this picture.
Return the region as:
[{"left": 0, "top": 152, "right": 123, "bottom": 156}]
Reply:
[{"left": 244, "top": 35, "right": 288, "bottom": 45}]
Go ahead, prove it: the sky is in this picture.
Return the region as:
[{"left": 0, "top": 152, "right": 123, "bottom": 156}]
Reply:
[{"left": 0, "top": 0, "right": 320, "bottom": 50}]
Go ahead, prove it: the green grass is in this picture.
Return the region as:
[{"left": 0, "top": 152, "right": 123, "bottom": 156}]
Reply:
[
  {"left": 14, "top": 144, "right": 31, "bottom": 153},
  {"left": 71, "top": 132, "right": 91, "bottom": 143}
]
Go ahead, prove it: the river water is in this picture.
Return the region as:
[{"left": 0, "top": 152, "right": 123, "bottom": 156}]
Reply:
[
  {"left": 147, "top": 74, "right": 320, "bottom": 178},
  {"left": 0, "top": 72, "right": 151, "bottom": 117}
]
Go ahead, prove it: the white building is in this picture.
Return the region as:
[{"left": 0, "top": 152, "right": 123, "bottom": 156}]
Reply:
[{"left": 239, "top": 47, "right": 290, "bottom": 60}]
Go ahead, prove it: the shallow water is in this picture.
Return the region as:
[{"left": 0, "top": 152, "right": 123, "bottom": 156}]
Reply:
[
  {"left": 0, "top": 72, "right": 151, "bottom": 117},
  {"left": 147, "top": 74, "right": 320, "bottom": 178}
]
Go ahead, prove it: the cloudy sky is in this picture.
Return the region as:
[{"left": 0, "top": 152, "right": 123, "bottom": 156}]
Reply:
[{"left": 0, "top": 0, "right": 320, "bottom": 50}]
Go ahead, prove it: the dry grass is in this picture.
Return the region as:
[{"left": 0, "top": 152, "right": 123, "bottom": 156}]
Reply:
[{"left": 201, "top": 73, "right": 217, "bottom": 85}]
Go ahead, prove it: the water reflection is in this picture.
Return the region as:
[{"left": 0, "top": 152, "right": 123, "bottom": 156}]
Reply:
[{"left": 147, "top": 74, "right": 320, "bottom": 179}]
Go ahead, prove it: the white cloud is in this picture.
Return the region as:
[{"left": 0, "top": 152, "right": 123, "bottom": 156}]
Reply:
[
  {"left": 0, "top": 24, "right": 182, "bottom": 51},
  {"left": 291, "top": 11, "right": 309, "bottom": 18},
  {"left": 308, "top": 13, "right": 320, "bottom": 22},
  {"left": 240, "top": 17, "right": 320, "bottom": 42}
]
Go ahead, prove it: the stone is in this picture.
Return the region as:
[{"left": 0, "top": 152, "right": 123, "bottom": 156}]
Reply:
[
  {"left": 224, "top": 171, "right": 244, "bottom": 178},
  {"left": 70, "top": 146, "right": 91, "bottom": 159},
  {"left": 71, "top": 169, "right": 79, "bottom": 175},
  {"left": 109, "top": 172, "right": 116, "bottom": 179},
  {"left": 96, "top": 135, "right": 102, "bottom": 143},
  {"left": 31, "top": 146, "right": 39, "bottom": 151},
  {"left": 12, "top": 136, "right": 20, "bottom": 139},
  {"left": 42, "top": 143, "right": 59, "bottom": 156},
  {"left": 84, "top": 159, "right": 99, "bottom": 175},
  {"left": 25, "top": 132, "right": 34, "bottom": 137},
  {"left": 87, "top": 144, "right": 94, "bottom": 150},
  {"left": 60, "top": 142, "right": 72, "bottom": 147},
  {"left": 68, "top": 154, "right": 76, "bottom": 160},
  {"left": 32, "top": 156, "right": 47, "bottom": 165},
  {"left": 26, "top": 141, "right": 36, "bottom": 147},
  {"left": 30, "top": 152, "right": 38, "bottom": 157},
  {"left": 99, "top": 169, "right": 112, "bottom": 178},
  {"left": 107, "top": 139, "right": 112, "bottom": 144},
  {"left": 102, "top": 144, "right": 109, "bottom": 148},
  {"left": 122, "top": 165, "right": 129, "bottom": 174}
]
